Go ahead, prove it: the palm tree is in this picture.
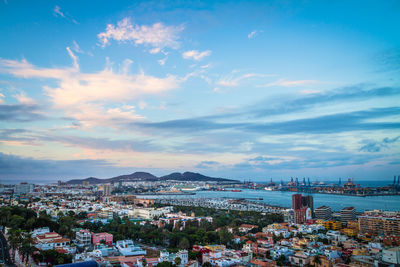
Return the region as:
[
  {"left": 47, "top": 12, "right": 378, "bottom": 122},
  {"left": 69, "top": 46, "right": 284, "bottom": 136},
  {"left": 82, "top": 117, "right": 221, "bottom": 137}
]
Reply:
[
  {"left": 313, "top": 255, "right": 322, "bottom": 267},
  {"left": 142, "top": 257, "right": 147, "bottom": 267},
  {"left": 21, "top": 232, "right": 35, "bottom": 264},
  {"left": 174, "top": 257, "right": 182, "bottom": 266},
  {"left": 0, "top": 207, "right": 11, "bottom": 232},
  {"left": 9, "top": 229, "right": 23, "bottom": 261}
]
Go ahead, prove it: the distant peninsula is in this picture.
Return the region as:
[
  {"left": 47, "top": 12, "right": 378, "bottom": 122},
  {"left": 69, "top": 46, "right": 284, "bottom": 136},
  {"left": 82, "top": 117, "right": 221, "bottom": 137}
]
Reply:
[{"left": 66, "top": 171, "right": 240, "bottom": 185}]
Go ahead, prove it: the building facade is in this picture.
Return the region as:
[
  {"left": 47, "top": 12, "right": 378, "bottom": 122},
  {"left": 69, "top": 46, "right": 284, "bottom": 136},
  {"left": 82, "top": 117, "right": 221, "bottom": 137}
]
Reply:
[
  {"left": 315, "top": 206, "right": 332, "bottom": 220},
  {"left": 341, "top": 207, "right": 356, "bottom": 224}
]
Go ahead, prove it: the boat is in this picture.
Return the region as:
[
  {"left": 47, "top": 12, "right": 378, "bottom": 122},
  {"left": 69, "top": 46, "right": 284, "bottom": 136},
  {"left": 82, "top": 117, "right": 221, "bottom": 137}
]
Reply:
[{"left": 231, "top": 189, "right": 242, "bottom": 192}]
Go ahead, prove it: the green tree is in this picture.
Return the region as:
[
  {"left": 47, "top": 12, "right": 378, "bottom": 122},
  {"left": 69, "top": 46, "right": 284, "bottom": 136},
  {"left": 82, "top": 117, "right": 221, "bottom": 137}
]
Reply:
[
  {"left": 189, "top": 251, "right": 200, "bottom": 260},
  {"left": 157, "top": 261, "right": 175, "bottom": 267},
  {"left": 218, "top": 227, "right": 233, "bottom": 245},
  {"left": 0, "top": 207, "right": 11, "bottom": 232},
  {"left": 9, "top": 229, "right": 23, "bottom": 260},
  {"left": 202, "top": 262, "right": 212, "bottom": 267},
  {"left": 9, "top": 214, "right": 24, "bottom": 229},
  {"left": 313, "top": 255, "right": 321, "bottom": 267},
  {"left": 174, "top": 257, "right": 181, "bottom": 266},
  {"left": 20, "top": 232, "right": 36, "bottom": 264},
  {"left": 276, "top": 254, "right": 286, "bottom": 266},
  {"left": 179, "top": 237, "right": 190, "bottom": 250}
]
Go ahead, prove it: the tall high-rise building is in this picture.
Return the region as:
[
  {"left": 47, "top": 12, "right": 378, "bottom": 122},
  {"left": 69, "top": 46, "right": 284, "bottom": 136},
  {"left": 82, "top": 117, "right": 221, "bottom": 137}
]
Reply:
[
  {"left": 292, "top": 194, "right": 302, "bottom": 210},
  {"left": 315, "top": 206, "right": 332, "bottom": 220},
  {"left": 14, "top": 182, "right": 34, "bottom": 195},
  {"left": 302, "top": 195, "right": 314, "bottom": 212},
  {"left": 341, "top": 207, "right": 356, "bottom": 224},
  {"left": 294, "top": 208, "right": 307, "bottom": 224},
  {"left": 103, "top": 184, "right": 112, "bottom": 196}
]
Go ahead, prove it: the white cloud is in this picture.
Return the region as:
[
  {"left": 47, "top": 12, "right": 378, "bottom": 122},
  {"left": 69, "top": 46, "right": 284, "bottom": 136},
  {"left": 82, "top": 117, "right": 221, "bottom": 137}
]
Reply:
[
  {"left": 0, "top": 53, "right": 179, "bottom": 128},
  {"left": 248, "top": 30, "right": 262, "bottom": 39},
  {"left": 66, "top": 47, "right": 79, "bottom": 70},
  {"left": 70, "top": 103, "right": 144, "bottom": 128},
  {"left": 300, "top": 89, "right": 322, "bottom": 95},
  {"left": 158, "top": 57, "right": 167, "bottom": 66},
  {"left": 216, "top": 73, "right": 265, "bottom": 87},
  {"left": 53, "top": 5, "right": 78, "bottom": 24},
  {"left": 13, "top": 91, "right": 36, "bottom": 105},
  {"left": 72, "top": 41, "right": 83, "bottom": 54},
  {"left": 98, "top": 18, "right": 184, "bottom": 52},
  {"left": 261, "top": 79, "right": 319, "bottom": 87},
  {"left": 138, "top": 100, "right": 147, "bottom": 110},
  {"left": 182, "top": 50, "right": 211, "bottom": 61},
  {"left": 149, "top": 48, "right": 161, "bottom": 54},
  {"left": 121, "top": 59, "right": 134, "bottom": 74},
  {"left": 53, "top": 5, "right": 65, "bottom": 18}
]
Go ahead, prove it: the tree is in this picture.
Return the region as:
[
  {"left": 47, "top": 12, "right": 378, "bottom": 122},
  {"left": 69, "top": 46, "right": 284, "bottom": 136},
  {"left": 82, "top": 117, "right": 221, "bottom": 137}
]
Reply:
[
  {"left": 202, "top": 262, "right": 212, "bottom": 267},
  {"left": 174, "top": 256, "right": 182, "bottom": 266},
  {"left": 20, "top": 233, "right": 36, "bottom": 264},
  {"left": 157, "top": 261, "right": 175, "bottom": 267},
  {"left": 9, "top": 229, "right": 23, "bottom": 260},
  {"left": 276, "top": 254, "right": 286, "bottom": 266},
  {"left": 179, "top": 237, "right": 190, "bottom": 250},
  {"left": 9, "top": 214, "right": 24, "bottom": 229},
  {"left": 218, "top": 227, "right": 233, "bottom": 245},
  {"left": 189, "top": 251, "right": 200, "bottom": 260},
  {"left": 313, "top": 255, "right": 321, "bottom": 267},
  {"left": 142, "top": 257, "right": 147, "bottom": 267},
  {"left": 0, "top": 207, "right": 11, "bottom": 232}
]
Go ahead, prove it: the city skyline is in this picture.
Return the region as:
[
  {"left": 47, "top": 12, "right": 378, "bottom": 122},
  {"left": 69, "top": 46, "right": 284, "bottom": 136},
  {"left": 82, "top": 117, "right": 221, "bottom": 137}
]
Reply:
[{"left": 0, "top": 0, "right": 399, "bottom": 181}]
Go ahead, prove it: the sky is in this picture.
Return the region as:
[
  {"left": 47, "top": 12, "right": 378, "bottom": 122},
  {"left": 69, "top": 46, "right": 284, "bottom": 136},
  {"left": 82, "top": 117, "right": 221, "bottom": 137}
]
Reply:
[{"left": 0, "top": 0, "right": 399, "bottom": 182}]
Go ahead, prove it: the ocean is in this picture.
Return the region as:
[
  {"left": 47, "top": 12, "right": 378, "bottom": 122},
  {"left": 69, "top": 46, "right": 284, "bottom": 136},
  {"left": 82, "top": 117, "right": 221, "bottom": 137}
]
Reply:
[{"left": 148, "top": 189, "right": 400, "bottom": 212}]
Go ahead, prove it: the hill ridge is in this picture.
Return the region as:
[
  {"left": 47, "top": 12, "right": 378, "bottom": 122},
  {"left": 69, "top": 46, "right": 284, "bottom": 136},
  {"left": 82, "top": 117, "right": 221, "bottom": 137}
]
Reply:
[{"left": 66, "top": 171, "right": 239, "bottom": 184}]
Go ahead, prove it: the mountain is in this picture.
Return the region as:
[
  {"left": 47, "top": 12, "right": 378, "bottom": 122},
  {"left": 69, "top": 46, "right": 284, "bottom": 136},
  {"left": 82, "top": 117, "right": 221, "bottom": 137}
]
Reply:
[
  {"left": 160, "top": 171, "right": 234, "bottom": 182},
  {"left": 66, "top": 171, "right": 239, "bottom": 184}
]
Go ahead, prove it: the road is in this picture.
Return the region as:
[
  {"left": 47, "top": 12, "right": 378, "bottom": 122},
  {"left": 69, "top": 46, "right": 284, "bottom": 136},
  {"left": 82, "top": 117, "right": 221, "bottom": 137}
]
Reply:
[{"left": 0, "top": 231, "right": 15, "bottom": 266}]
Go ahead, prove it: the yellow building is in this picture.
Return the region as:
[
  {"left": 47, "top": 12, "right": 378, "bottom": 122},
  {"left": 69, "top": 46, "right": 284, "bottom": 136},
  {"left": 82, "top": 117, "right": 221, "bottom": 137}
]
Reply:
[
  {"left": 347, "top": 220, "right": 359, "bottom": 230},
  {"left": 343, "top": 228, "right": 358, "bottom": 237},
  {"left": 352, "top": 248, "right": 368, "bottom": 256},
  {"left": 324, "top": 220, "right": 342, "bottom": 230},
  {"left": 204, "top": 245, "right": 225, "bottom": 251}
]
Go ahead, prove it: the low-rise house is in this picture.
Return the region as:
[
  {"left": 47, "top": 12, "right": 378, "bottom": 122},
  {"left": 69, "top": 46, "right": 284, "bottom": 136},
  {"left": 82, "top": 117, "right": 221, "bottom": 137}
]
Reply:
[
  {"left": 92, "top": 232, "right": 113, "bottom": 245},
  {"left": 239, "top": 224, "right": 258, "bottom": 233},
  {"left": 270, "top": 246, "right": 293, "bottom": 259},
  {"left": 34, "top": 232, "right": 75, "bottom": 253},
  {"left": 159, "top": 249, "right": 188, "bottom": 266},
  {"left": 116, "top": 240, "right": 146, "bottom": 256},
  {"left": 31, "top": 227, "right": 50, "bottom": 238},
  {"left": 382, "top": 246, "right": 400, "bottom": 265},
  {"left": 75, "top": 229, "right": 92, "bottom": 248},
  {"left": 250, "top": 258, "right": 276, "bottom": 267},
  {"left": 289, "top": 252, "right": 311, "bottom": 266}
]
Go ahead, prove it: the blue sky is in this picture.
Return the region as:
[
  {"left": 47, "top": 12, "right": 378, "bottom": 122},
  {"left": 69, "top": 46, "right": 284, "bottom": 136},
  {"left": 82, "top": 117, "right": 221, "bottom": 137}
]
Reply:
[{"left": 0, "top": 0, "right": 399, "bottom": 182}]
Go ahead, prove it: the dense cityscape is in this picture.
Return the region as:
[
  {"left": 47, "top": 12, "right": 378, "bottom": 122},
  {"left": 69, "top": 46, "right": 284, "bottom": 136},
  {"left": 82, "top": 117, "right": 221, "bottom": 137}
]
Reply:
[
  {"left": 0, "top": 178, "right": 399, "bottom": 266},
  {"left": 1, "top": 0, "right": 399, "bottom": 266}
]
